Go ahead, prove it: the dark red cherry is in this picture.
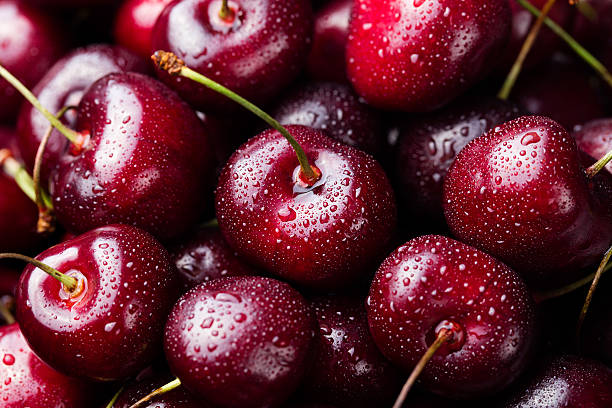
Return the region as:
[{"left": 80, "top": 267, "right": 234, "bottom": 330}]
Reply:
[
  {"left": 306, "top": 0, "right": 351, "bottom": 83},
  {"left": 0, "top": 323, "right": 95, "bottom": 407},
  {"left": 164, "top": 275, "right": 315, "bottom": 408},
  {"left": 170, "top": 226, "right": 257, "bottom": 291},
  {"left": 511, "top": 59, "right": 609, "bottom": 130},
  {"left": 502, "top": 355, "right": 612, "bottom": 407},
  {"left": 215, "top": 125, "right": 397, "bottom": 290},
  {"left": 394, "top": 95, "right": 521, "bottom": 224},
  {"left": 299, "top": 295, "right": 402, "bottom": 408},
  {"left": 15, "top": 224, "right": 180, "bottom": 381},
  {"left": 444, "top": 115, "right": 612, "bottom": 289},
  {"left": 114, "top": 0, "right": 174, "bottom": 58},
  {"left": 572, "top": 0, "right": 612, "bottom": 48},
  {"left": 50, "top": 72, "right": 215, "bottom": 242},
  {"left": 367, "top": 235, "right": 536, "bottom": 398},
  {"left": 151, "top": 0, "right": 313, "bottom": 113},
  {"left": 16, "top": 44, "right": 148, "bottom": 181},
  {"left": 0, "top": 0, "right": 65, "bottom": 122},
  {"left": 0, "top": 127, "right": 41, "bottom": 253},
  {"left": 272, "top": 82, "right": 384, "bottom": 157},
  {"left": 573, "top": 118, "right": 612, "bottom": 175},
  {"left": 346, "top": 0, "right": 510, "bottom": 112}
]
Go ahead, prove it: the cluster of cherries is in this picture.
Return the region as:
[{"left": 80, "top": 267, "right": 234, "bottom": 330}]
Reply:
[{"left": 0, "top": 0, "right": 611, "bottom": 407}]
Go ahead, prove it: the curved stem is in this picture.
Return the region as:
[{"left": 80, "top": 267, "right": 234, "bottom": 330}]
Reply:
[
  {"left": 498, "top": 0, "right": 557, "bottom": 100},
  {"left": 219, "top": 0, "right": 234, "bottom": 20},
  {"left": 516, "top": 0, "right": 612, "bottom": 88},
  {"left": 0, "top": 253, "right": 77, "bottom": 292},
  {"left": 392, "top": 329, "right": 452, "bottom": 408},
  {"left": 151, "top": 51, "right": 320, "bottom": 185},
  {"left": 576, "top": 246, "right": 612, "bottom": 348},
  {"left": 0, "top": 63, "right": 80, "bottom": 144},
  {"left": 0, "top": 298, "right": 15, "bottom": 325},
  {"left": 128, "top": 378, "right": 182, "bottom": 408},
  {"left": 586, "top": 148, "right": 612, "bottom": 178},
  {"left": 533, "top": 261, "right": 612, "bottom": 303},
  {"left": 1, "top": 151, "right": 53, "bottom": 210},
  {"left": 105, "top": 386, "right": 124, "bottom": 408}
]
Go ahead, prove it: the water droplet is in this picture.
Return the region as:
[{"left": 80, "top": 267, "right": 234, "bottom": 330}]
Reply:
[
  {"left": 2, "top": 354, "right": 14, "bottom": 365},
  {"left": 520, "top": 132, "right": 540, "bottom": 145}
]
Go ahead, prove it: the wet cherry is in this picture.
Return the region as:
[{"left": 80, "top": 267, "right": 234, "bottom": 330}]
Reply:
[{"left": 573, "top": 118, "right": 612, "bottom": 175}]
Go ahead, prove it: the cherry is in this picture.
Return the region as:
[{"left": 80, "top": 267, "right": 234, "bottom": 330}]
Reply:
[
  {"left": 394, "top": 95, "right": 521, "bottom": 224},
  {"left": 443, "top": 115, "right": 612, "bottom": 289},
  {"left": 14, "top": 224, "right": 180, "bottom": 381},
  {"left": 150, "top": 0, "right": 313, "bottom": 113},
  {"left": 271, "top": 81, "right": 384, "bottom": 157},
  {"left": 46, "top": 72, "right": 215, "bottom": 242},
  {"left": 114, "top": 0, "right": 174, "bottom": 58},
  {"left": 0, "top": 323, "right": 95, "bottom": 407},
  {"left": 299, "top": 295, "right": 402, "bottom": 407},
  {"left": 216, "top": 124, "right": 397, "bottom": 289},
  {"left": 163, "top": 275, "right": 315, "bottom": 408},
  {"left": 16, "top": 44, "right": 148, "bottom": 182},
  {"left": 306, "top": 0, "right": 352, "bottom": 83},
  {"left": 573, "top": 118, "right": 612, "bottom": 175},
  {"left": 0, "top": 0, "right": 65, "bottom": 122},
  {"left": 170, "top": 225, "right": 257, "bottom": 291},
  {"left": 345, "top": 0, "right": 511, "bottom": 112},
  {"left": 502, "top": 355, "right": 612, "bottom": 407},
  {"left": 581, "top": 296, "right": 612, "bottom": 367},
  {"left": 367, "top": 235, "right": 536, "bottom": 399}
]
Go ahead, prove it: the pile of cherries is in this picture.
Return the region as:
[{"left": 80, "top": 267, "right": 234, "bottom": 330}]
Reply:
[{"left": 0, "top": 0, "right": 611, "bottom": 407}]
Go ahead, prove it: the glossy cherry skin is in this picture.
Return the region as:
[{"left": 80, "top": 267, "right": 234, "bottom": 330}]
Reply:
[
  {"left": 307, "top": 0, "right": 351, "bottom": 83},
  {"left": 151, "top": 0, "right": 313, "bottom": 113},
  {"left": 272, "top": 82, "right": 384, "bottom": 157},
  {"left": 15, "top": 224, "right": 180, "bottom": 381},
  {"left": 0, "top": 323, "right": 95, "bottom": 407},
  {"left": 299, "top": 295, "right": 402, "bottom": 408},
  {"left": 16, "top": 45, "right": 148, "bottom": 181},
  {"left": 0, "top": 0, "right": 65, "bottom": 123},
  {"left": 170, "top": 226, "right": 257, "bottom": 291},
  {"left": 114, "top": 0, "right": 174, "bottom": 58},
  {"left": 367, "top": 235, "right": 536, "bottom": 398},
  {"left": 346, "top": 0, "right": 510, "bottom": 112},
  {"left": 502, "top": 355, "right": 612, "bottom": 407},
  {"left": 573, "top": 118, "right": 612, "bottom": 175},
  {"left": 0, "top": 127, "right": 42, "bottom": 253},
  {"left": 216, "top": 125, "right": 397, "bottom": 290},
  {"left": 164, "top": 275, "right": 315, "bottom": 408},
  {"left": 50, "top": 72, "right": 215, "bottom": 242},
  {"left": 443, "top": 116, "right": 612, "bottom": 289},
  {"left": 394, "top": 95, "right": 521, "bottom": 224}
]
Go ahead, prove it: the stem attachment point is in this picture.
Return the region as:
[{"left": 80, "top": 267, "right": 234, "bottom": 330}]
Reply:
[
  {"left": 0, "top": 253, "right": 78, "bottom": 293},
  {"left": 128, "top": 378, "right": 182, "bottom": 408}
]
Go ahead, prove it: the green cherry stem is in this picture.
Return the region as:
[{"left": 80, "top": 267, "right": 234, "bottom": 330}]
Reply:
[
  {"left": 0, "top": 63, "right": 80, "bottom": 144},
  {"left": 151, "top": 50, "right": 321, "bottom": 186},
  {"left": 128, "top": 378, "right": 182, "bottom": 408},
  {"left": 533, "top": 261, "right": 611, "bottom": 303},
  {"left": 576, "top": 246, "right": 612, "bottom": 348},
  {"left": 0, "top": 150, "right": 53, "bottom": 211},
  {"left": 516, "top": 0, "right": 612, "bottom": 88},
  {"left": 219, "top": 0, "right": 235, "bottom": 20},
  {"left": 0, "top": 253, "right": 77, "bottom": 292},
  {"left": 586, "top": 148, "right": 612, "bottom": 178},
  {"left": 498, "top": 0, "right": 558, "bottom": 100},
  {"left": 105, "top": 386, "right": 124, "bottom": 408}
]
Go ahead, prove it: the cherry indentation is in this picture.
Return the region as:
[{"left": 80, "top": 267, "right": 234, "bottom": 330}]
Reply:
[
  {"left": 427, "top": 319, "right": 465, "bottom": 353},
  {"left": 208, "top": 0, "right": 243, "bottom": 33}
]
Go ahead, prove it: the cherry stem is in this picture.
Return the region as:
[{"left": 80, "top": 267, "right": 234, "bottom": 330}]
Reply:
[
  {"left": 0, "top": 253, "right": 77, "bottom": 292},
  {"left": 575, "top": 245, "right": 612, "bottom": 348},
  {"left": 151, "top": 50, "right": 320, "bottom": 185},
  {"left": 515, "top": 0, "right": 612, "bottom": 89},
  {"left": 105, "top": 386, "right": 124, "bottom": 408},
  {"left": 392, "top": 329, "right": 452, "bottom": 408},
  {"left": 127, "top": 377, "right": 182, "bottom": 408},
  {"left": 219, "top": 0, "right": 234, "bottom": 20},
  {"left": 0, "top": 150, "right": 53, "bottom": 211},
  {"left": 586, "top": 148, "right": 612, "bottom": 178},
  {"left": 533, "top": 261, "right": 612, "bottom": 302},
  {"left": 576, "top": 0, "right": 597, "bottom": 22},
  {"left": 0, "top": 298, "right": 15, "bottom": 325},
  {"left": 0, "top": 63, "right": 80, "bottom": 144},
  {"left": 498, "top": 0, "right": 557, "bottom": 100}
]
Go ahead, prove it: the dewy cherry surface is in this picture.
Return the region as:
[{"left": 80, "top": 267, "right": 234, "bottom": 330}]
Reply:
[
  {"left": 0, "top": 323, "right": 95, "bottom": 407},
  {"left": 574, "top": 118, "right": 612, "bottom": 175},
  {"left": 444, "top": 116, "right": 612, "bottom": 289},
  {"left": 164, "top": 275, "right": 315, "bottom": 408},
  {"left": 15, "top": 224, "right": 180, "bottom": 381},
  {"left": 50, "top": 72, "right": 215, "bottom": 242},
  {"left": 215, "top": 125, "right": 397, "bottom": 290},
  {"left": 346, "top": 0, "right": 511, "bottom": 112},
  {"left": 151, "top": 0, "right": 313, "bottom": 113},
  {"left": 367, "top": 235, "right": 536, "bottom": 398}
]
